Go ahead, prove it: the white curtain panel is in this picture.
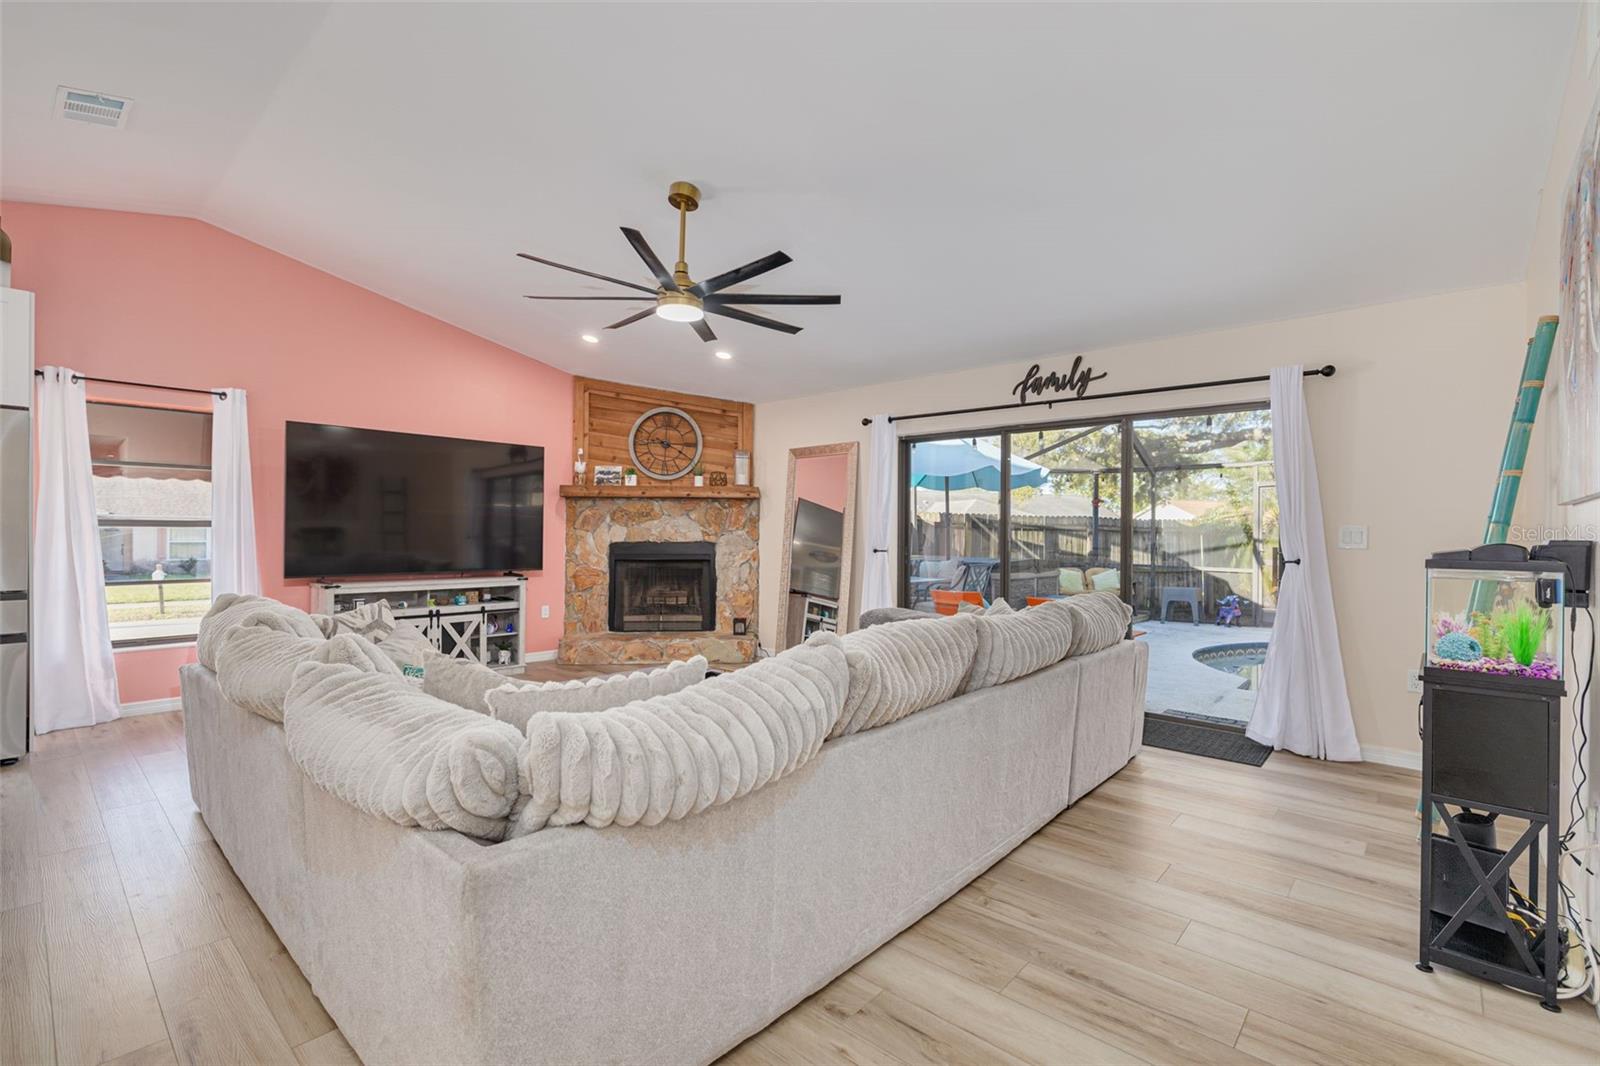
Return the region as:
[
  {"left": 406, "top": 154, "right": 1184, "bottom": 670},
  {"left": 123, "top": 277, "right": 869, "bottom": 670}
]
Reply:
[
  {"left": 859, "top": 415, "right": 897, "bottom": 613},
  {"left": 33, "top": 367, "right": 121, "bottom": 732},
  {"left": 1246, "top": 366, "right": 1361, "bottom": 761},
  {"left": 210, "top": 387, "right": 260, "bottom": 598}
]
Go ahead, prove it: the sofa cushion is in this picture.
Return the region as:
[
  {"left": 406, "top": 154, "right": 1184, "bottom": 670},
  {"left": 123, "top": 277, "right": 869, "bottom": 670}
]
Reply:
[
  {"left": 962, "top": 599, "right": 1073, "bottom": 693},
  {"left": 375, "top": 621, "right": 434, "bottom": 683},
  {"left": 197, "top": 593, "right": 325, "bottom": 671},
  {"left": 284, "top": 660, "right": 524, "bottom": 841},
  {"left": 312, "top": 600, "right": 398, "bottom": 642},
  {"left": 513, "top": 634, "right": 847, "bottom": 835},
  {"left": 216, "top": 627, "right": 399, "bottom": 722},
  {"left": 831, "top": 613, "right": 979, "bottom": 738},
  {"left": 421, "top": 650, "right": 508, "bottom": 713},
  {"left": 858, "top": 606, "right": 929, "bottom": 629},
  {"left": 1058, "top": 568, "right": 1087, "bottom": 594},
  {"left": 1063, "top": 590, "right": 1133, "bottom": 657},
  {"left": 485, "top": 656, "right": 709, "bottom": 733}
]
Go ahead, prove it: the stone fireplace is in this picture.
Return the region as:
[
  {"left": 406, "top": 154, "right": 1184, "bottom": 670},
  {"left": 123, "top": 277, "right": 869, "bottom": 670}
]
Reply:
[{"left": 559, "top": 494, "right": 759, "bottom": 664}]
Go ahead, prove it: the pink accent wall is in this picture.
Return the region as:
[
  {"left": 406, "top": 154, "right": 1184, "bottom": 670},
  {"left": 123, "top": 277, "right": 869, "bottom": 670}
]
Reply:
[
  {"left": 4, "top": 201, "right": 572, "bottom": 704},
  {"left": 793, "top": 453, "right": 849, "bottom": 513}
]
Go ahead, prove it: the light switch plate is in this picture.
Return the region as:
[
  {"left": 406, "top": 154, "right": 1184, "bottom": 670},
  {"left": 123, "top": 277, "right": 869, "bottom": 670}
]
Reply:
[
  {"left": 1338, "top": 525, "right": 1369, "bottom": 550},
  {"left": 540, "top": 604, "right": 550, "bottom": 619}
]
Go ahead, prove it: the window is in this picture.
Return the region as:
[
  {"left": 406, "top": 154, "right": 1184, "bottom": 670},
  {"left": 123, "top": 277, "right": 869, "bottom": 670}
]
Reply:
[{"left": 88, "top": 402, "right": 213, "bottom": 646}]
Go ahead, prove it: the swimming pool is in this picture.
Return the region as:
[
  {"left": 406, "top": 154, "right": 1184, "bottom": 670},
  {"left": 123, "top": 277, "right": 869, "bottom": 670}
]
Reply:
[{"left": 1193, "top": 642, "right": 1269, "bottom": 689}]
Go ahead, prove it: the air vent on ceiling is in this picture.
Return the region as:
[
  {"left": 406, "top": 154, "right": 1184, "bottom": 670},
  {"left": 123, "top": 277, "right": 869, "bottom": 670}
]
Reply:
[{"left": 55, "top": 86, "right": 132, "bottom": 129}]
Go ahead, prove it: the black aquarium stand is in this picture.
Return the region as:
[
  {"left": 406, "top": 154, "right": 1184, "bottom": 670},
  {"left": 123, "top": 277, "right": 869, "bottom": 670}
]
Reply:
[{"left": 1417, "top": 666, "right": 1564, "bottom": 1011}]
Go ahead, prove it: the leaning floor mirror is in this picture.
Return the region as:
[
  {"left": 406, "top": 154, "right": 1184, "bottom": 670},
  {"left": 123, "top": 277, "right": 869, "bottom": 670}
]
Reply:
[{"left": 776, "top": 442, "right": 859, "bottom": 651}]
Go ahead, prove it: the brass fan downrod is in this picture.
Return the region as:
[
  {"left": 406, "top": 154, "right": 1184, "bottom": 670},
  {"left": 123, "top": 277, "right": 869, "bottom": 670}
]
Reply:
[{"left": 666, "top": 181, "right": 700, "bottom": 290}]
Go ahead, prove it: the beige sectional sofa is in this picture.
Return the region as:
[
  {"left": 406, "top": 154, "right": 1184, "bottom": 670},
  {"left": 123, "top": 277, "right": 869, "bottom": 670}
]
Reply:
[{"left": 182, "top": 599, "right": 1148, "bottom": 1066}]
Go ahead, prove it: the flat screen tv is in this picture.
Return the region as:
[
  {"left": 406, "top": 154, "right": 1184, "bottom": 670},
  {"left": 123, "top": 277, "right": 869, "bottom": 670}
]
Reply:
[{"left": 284, "top": 421, "right": 543, "bottom": 578}]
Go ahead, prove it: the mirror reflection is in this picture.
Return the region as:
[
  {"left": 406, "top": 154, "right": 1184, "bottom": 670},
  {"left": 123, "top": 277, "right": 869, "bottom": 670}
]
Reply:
[{"left": 780, "top": 445, "right": 857, "bottom": 651}]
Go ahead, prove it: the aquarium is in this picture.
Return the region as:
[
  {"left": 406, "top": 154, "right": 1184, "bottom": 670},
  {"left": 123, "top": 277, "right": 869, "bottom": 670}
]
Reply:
[{"left": 1426, "top": 567, "right": 1564, "bottom": 681}]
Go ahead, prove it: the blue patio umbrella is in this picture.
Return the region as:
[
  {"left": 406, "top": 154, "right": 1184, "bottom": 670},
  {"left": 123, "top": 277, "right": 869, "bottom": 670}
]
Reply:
[{"left": 910, "top": 440, "right": 1049, "bottom": 559}]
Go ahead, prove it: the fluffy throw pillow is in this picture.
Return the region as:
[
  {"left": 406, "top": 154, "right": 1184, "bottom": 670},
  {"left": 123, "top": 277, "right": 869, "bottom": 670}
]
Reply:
[
  {"left": 512, "top": 634, "right": 846, "bottom": 835},
  {"left": 421, "top": 650, "right": 508, "bottom": 714},
  {"left": 830, "top": 613, "right": 979, "bottom": 738},
  {"left": 197, "top": 593, "right": 325, "bottom": 671},
  {"left": 1063, "top": 591, "right": 1133, "bottom": 657},
  {"left": 284, "top": 661, "right": 524, "bottom": 841},
  {"left": 982, "top": 599, "right": 1015, "bottom": 616},
  {"left": 962, "top": 598, "right": 1074, "bottom": 692},
  {"left": 311, "top": 600, "right": 398, "bottom": 642},
  {"left": 217, "top": 627, "right": 400, "bottom": 722},
  {"left": 485, "top": 656, "right": 709, "bottom": 733},
  {"left": 376, "top": 621, "right": 435, "bottom": 683}
]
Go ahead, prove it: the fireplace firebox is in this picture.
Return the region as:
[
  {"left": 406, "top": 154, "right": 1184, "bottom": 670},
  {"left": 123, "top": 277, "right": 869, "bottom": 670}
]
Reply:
[{"left": 608, "top": 542, "right": 717, "bottom": 633}]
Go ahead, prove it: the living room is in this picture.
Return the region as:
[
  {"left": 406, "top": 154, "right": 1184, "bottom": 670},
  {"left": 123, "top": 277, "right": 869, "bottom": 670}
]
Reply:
[{"left": 3, "top": 3, "right": 1599, "bottom": 1065}]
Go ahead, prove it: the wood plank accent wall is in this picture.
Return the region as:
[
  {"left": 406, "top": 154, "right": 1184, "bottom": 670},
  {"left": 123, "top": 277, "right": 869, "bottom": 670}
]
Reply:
[{"left": 571, "top": 377, "right": 754, "bottom": 484}]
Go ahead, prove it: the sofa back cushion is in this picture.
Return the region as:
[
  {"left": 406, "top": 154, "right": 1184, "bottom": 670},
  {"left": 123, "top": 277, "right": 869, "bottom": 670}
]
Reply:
[
  {"left": 197, "top": 593, "right": 325, "bottom": 671},
  {"left": 831, "top": 613, "right": 979, "bottom": 738},
  {"left": 963, "top": 599, "right": 1074, "bottom": 693},
  {"left": 514, "top": 634, "right": 846, "bottom": 835},
  {"left": 216, "top": 626, "right": 400, "bottom": 722},
  {"left": 1063, "top": 591, "right": 1133, "bottom": 657},
  {"left": 284, "top": 660, "right": 524, "bottom": 841},
  {"left": 485, "top": 656, "right": 709, "bottom": 733},
  {"left": 421, "top": 651, "right": 509, "bottom": 713}
]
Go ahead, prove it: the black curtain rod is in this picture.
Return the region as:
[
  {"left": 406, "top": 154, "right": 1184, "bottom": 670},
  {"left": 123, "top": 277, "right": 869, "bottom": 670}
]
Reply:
[
  {"left": 861, "top": 364, "right": 1334, "bottom": 426},
  {"left": 33, "top": 368, "right": 225, "bottom": 399}
]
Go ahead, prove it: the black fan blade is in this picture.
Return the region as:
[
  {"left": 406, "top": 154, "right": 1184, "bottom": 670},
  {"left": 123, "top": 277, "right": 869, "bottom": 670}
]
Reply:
[
  {"left": 605, "top": 308, "right": 657, "bottom": 330},
  {"left": 705, "top": 303, "right": 802, "bottom": 335},
  {"left": 517, "top": 252, "right": 655, "bottom": 294},
  {"left": 523, "top": 295, "right": 654, "bottom": 300},
  {"left": 689, "top": 251, "right": 793, "bottom": 297},
  {"left": 621, "top": 228, "right": 678, "bottom": 292},
  {"left": 691, "top": 318, "right": 717, "bottom": 343},
  {"left": 705, "top": 293, "right": 841, "bottom": 306}
]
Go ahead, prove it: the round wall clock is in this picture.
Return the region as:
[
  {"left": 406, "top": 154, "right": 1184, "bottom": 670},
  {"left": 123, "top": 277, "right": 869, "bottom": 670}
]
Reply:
[{"left": 628, "top": 406, "right": 704, "bottom": 481}]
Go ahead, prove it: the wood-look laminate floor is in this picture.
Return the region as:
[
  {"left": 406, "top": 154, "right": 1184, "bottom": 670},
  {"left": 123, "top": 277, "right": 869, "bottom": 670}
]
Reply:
[{"left": 3, "top": 712, "right": 1595, "bottom": 1066}]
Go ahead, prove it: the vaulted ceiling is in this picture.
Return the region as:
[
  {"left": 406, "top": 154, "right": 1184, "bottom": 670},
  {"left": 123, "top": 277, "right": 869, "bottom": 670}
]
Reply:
[{"left": 1, "top": 2, "right": 1577, "bottom": 401}]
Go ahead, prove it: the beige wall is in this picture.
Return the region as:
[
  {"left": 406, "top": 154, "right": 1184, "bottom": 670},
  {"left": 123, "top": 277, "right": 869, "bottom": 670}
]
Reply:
[{"left": 756, "top": 282, "right": 1535, "bottom": 758}]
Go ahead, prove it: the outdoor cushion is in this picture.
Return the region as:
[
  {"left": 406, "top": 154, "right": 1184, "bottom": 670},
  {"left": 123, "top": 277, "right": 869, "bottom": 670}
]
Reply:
[
  {"left": 1089, "top": 568, "right": 1121, "bottom": 592},
  {"left": 1058, "top": 568, "right": 1087, "bottom": 594}
]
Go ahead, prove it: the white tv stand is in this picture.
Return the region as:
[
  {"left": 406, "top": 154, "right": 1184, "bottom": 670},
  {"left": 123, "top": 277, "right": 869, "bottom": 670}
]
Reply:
[{"left": 309, "top": 575, "right": 527, "bottom": 672}]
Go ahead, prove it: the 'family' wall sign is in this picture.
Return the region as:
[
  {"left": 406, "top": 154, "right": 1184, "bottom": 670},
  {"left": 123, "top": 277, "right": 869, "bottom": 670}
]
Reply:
[{"left": 1011, "top": 356, "right": 1107, "bottom": 405}]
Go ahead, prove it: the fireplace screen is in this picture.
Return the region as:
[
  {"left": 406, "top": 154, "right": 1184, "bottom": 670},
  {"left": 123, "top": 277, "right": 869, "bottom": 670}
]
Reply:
[{"left": 608, "top": 542, "right": 717, "bottom": 633}]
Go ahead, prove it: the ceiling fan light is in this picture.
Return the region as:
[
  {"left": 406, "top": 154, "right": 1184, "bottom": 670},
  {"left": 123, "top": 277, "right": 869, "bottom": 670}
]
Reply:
[{"left": 655, "top": 292, "right": 705, "bottom": 322}]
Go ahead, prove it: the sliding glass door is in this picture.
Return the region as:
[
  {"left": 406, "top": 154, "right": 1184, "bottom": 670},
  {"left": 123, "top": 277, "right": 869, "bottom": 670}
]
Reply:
[{"left": 900, "top": 403, "right": 1273, "bottom": 726}]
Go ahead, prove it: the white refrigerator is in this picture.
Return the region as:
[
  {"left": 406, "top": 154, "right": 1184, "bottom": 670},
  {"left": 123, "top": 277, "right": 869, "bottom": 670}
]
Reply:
[{"left": 1, "top": 287, "right": 33, "bottom": 762}]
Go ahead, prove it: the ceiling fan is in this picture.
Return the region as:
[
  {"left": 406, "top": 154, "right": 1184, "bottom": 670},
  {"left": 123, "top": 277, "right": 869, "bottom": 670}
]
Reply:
[{"left": 519, "top": 181, "right": 840, "bottom": 343}]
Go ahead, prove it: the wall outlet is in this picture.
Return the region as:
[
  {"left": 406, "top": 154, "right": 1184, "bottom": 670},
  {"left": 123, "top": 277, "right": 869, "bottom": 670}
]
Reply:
[
  {"left": 540, "top": 604, "right": 550, "bottom": 619},
  {"left": 1338, "top": 525, "right": 1369, "bottom": 550},
  {"left": 1406, "top": 668, "right": 1423, "bottom": 694}
]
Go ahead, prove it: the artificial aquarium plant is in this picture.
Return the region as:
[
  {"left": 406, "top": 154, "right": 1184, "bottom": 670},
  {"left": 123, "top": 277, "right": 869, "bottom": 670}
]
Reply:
[{"left": 1500, "top": 602, "right": 1550, "bottom": 667}]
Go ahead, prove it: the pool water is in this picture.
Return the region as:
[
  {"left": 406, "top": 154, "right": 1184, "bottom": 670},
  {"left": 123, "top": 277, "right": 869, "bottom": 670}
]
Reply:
[{"left": 1193, "top": 642, "right": 1269, "bottom": 690}]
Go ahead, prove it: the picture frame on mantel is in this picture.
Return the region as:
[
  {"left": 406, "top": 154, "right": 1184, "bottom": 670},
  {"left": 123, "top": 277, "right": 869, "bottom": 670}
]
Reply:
[{"left": 593, "top": 464, "right": 623, "bottom": 486}]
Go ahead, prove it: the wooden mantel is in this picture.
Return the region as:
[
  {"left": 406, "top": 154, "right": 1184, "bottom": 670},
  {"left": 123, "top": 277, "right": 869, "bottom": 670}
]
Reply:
[{"left": 559, "top": 484, "right": 759, "bottom": 500}]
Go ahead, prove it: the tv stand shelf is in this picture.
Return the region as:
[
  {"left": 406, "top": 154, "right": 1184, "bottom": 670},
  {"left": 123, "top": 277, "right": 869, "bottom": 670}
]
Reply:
[{"left": 310, "top": 575, "right": 527, "bottom": 672}]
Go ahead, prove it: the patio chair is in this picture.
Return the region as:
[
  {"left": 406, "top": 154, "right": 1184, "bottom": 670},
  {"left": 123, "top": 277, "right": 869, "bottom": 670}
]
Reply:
[{"left": 930, "top": 589, "right": 984, "bottom": 615}]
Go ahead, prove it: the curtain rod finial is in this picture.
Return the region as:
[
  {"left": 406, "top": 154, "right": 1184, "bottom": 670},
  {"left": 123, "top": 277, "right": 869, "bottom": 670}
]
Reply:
[{"left": 1319, "top": 364, "right": 1336, "bottom": 377}]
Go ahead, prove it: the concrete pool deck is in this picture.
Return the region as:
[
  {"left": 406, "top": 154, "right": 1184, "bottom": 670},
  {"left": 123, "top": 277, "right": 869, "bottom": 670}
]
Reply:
[{"left": 1137, "top": 620, "right": 1270, "bottom": 724}]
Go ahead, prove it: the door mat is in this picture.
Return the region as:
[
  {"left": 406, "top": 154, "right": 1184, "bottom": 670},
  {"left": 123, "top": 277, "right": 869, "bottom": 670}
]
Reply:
[{"left": 1142, "top": 715, "right": 1271, "bottom": 766}]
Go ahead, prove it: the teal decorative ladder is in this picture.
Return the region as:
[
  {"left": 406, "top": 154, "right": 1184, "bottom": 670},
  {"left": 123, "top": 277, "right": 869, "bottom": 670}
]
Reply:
[{"left": 1484, "top": 315, "right": 1560, "bottom": 545}]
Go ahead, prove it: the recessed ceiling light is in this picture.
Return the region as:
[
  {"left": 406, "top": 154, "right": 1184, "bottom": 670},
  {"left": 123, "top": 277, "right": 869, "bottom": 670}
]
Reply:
[
  {"left": 581, "top": 334, "right": 599, "bottom": 344},
  {"left": 715, "top": 351, "right": 732, "bottom": 360}
]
